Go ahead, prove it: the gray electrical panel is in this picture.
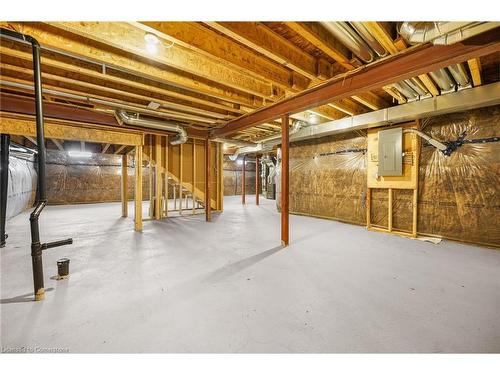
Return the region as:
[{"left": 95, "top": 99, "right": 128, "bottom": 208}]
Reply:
[{"left": 378, "top": 128, "right": 403, "bottom": 176}]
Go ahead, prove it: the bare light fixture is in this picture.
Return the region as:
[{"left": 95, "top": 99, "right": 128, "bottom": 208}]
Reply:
[
  {"left": 68, "top": 150, "right": 92, "bottom": 158},
  {"left": 144, "top": 32, "right": 160, "bottom": 55}
]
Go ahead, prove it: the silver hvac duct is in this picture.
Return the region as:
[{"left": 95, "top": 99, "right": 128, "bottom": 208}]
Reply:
[
  {"left": 115, "top": 110, "right": 187, "bottom": 145},
  {"left": 324, "top": 23, "right": 428, "bottom": 102},
  {"left": 321, "top": 22, "right": 375, "bottom": 63},
  {"left": 349, "top": 22, "right": 388, "bottom": 57},
  {"left": 392, "top": 81, "right": 420, "bottom": 102},
  {"left": 398, "top": 21, "right": 499, "bottom": 45},
  {"left": 429, "top": 68, "right": 456, "bottom": 94},
  {"left": 447, "top": 63, "right": 471, "bottom": 90},
  {"left": 404, "top": 78, "right": 429, "bottom": 98},
  {"left": 290, "top": 81, "right": 500, "bottom": 143}
]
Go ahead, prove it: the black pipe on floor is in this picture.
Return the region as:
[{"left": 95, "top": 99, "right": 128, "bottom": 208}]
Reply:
[
  {"left": 0, "top": 28, "right": 73, "bottom": 301},
  {"left": 0, "top": 134, "right": 10, "bottom": 248}
]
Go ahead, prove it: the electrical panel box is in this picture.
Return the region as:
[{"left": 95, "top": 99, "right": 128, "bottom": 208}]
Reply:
[{"left": 377, "top": 128, "right": 403, "bottom": 176}]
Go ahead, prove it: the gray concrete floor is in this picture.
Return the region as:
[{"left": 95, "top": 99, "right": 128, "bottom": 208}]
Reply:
[{"left": 1, "top": 196, "right": 499, "bottom": 353}]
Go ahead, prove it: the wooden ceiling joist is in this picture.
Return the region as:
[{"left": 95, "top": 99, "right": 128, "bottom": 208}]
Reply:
[
  {"left": 0, "top": 63, "right": 227, "bottom": 123},
  {"left": 205, "top": 22, "right": 322, "bottom": 82},
  {"left": 0, "top": 41, "right": 247, "bottom": 116},
  {"left": 51, "top": 138, "right": 64, "bottom": 151},
  {"left": 284, "top": 22, "right": 355, "bottom": 70},
  {"left": 46, "top": 22, "right": 278, "bottom": 100},
  {"left": 0, "top": 93, "right": 208, "bottom": 139},
  {"left": 0, "top": 113, "right": 143, "bottom": 146},
  {"left": 114, "top": 144, "right": 127, "bottom": 154},
  {"left": 0, "top": 22, "right": 261, "bottom": 108},
  {"left": 137, "top": 22, "right": 309, "bottom": 91},
  {"left": 212, "top": 32, "right": 500, "bottom": 137},
  {"left": 101, "top": 143, "right": 111, "bottom": 154},
  {"left": 467, "top": 58, "right": 483, "bottom": 86}
]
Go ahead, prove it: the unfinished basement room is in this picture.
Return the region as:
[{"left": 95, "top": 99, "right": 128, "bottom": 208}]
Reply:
[{"left": 1, "top": 6, "right": 500, "bottom": 366}]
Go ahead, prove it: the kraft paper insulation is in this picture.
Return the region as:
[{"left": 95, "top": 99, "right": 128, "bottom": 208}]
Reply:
[
  {"left": 45, "top": 150, "right": 150, "bottom": 205},
  {"left": 223, "top": 156, "right": 258, "bottom": 196},
  {"left": 283, "top": 105, "right": 499, "bottom": 247}
]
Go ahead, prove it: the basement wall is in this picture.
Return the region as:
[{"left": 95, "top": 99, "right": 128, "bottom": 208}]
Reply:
[
  {"left": 46, "top": 150, "right": 150, "bottom": 204},
  {"left": 6, "top": 153, "right": 37, "bottom": 219},
  {"left": 286, "top": 105, "right": 500, "bottom": 247},
  {"left": 223, "top": 156, "right": 258, "bottom": 196}
]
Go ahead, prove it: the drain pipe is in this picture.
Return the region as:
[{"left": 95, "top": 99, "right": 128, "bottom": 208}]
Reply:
[
  {"left": 0, "top": 28, "right": 73, "bottom": 301},
  {"left": 115, "top": 110, "right": 188, "bottom": 145}
]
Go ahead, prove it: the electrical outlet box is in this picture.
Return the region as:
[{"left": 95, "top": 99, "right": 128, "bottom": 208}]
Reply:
[{"left": 378, "top": 128, "right": 403, "bottom": 176}]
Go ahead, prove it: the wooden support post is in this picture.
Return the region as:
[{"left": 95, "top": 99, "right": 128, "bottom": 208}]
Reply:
[
  {"left": 205, "top": 137, "right": 212, "bottom": 222},
  {"left": 154, "top": 135, "right": 162, "bottom": 220},
  {"left": 388, "top": 188, "right": 393, "bottom": 232},
  {"left": 121, "top": 154, "right": 128, "bottom": 217},
  {"left": 192, "top": 139, "right": 196, "bottom": 215},
  {"left": 134, "top": 145, "right": 143, "bottom": 232},
  {"left": 366, "top": 188, "right": 371, "bottom": 230},
  {"left": 281, "top": 114, "right": 290, "bottom": 246},
  {"left": 242, "top": 155, "right": 246, "bottom": 204},
  {"left": 412, "top": 119, "right": 421, "bottom": 237},
  {"left": 148, "top": 135, "right": 154, "bottom": 219},
  {"left": 179, "top": 143, "right": 183, "bottom": 215},
  {"left": 255, "top": 156, "right": 260, "bottom": 205},
  {"left": 164, "top": 135, "right": 169, "bottom": 217}
]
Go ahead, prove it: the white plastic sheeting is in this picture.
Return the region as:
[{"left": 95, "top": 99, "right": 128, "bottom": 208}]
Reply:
[{"left": 6, "top": 154, "right": 37, "bottom": 220}]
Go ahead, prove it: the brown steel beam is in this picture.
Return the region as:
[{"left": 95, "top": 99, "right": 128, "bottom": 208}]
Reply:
[
  {"left": 205, "top": 137, "right": 212, "bottom": 222},
  {"left": 0, "top": 93, "right": 209, "bottom": 138},
  {"left": 255, "top": 156, "right": 260, "bottom": 206},
  {"left": 212, "top": 31, "right": 500, "bottom": 137},
  {"left": 1, "top": 92, "right": 118, "bottom": 126},
  {"left": 241, "top": 155, "right": 246, "bottom": 205},
  {"left": 281, "top": 114, "right": 290, "bottom": 246}
]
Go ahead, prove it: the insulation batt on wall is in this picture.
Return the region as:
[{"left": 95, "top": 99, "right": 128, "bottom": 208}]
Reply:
[
  {"left": 285, "top": 131, "right": 368, "bottom": 225},
  {"left": 223, "top": 156, "right": 258, "bottom": 196},
  {"left": 46, "top": 150, "right": 150, "bottom": 205},
  {"left": 284, "top": 105, "right": 500, "bottom": 247}
]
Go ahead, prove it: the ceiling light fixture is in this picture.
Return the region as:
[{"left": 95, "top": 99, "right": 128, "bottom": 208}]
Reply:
[
  {"left": 144, "top": 32, "right": 160, "bottom": 45},
  {"left": 144, "top": 32, "right": 160, "bottom": 55}
]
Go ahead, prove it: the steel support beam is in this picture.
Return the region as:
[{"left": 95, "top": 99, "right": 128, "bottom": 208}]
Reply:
[
  {"left": 212, "top": 30, "right": 500, "bottom": 137},
  {"left": 255, "top": 156, "right": 260, "bottom": 206},
  {"left": 281, "top": 114, "right": 290, "bottom": 246},
  {"left": 205, "top": 137, "right": 212, "bottom": 222},
  {"left": 242, "top": 155, "right": 246, "bottom": 204}
]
